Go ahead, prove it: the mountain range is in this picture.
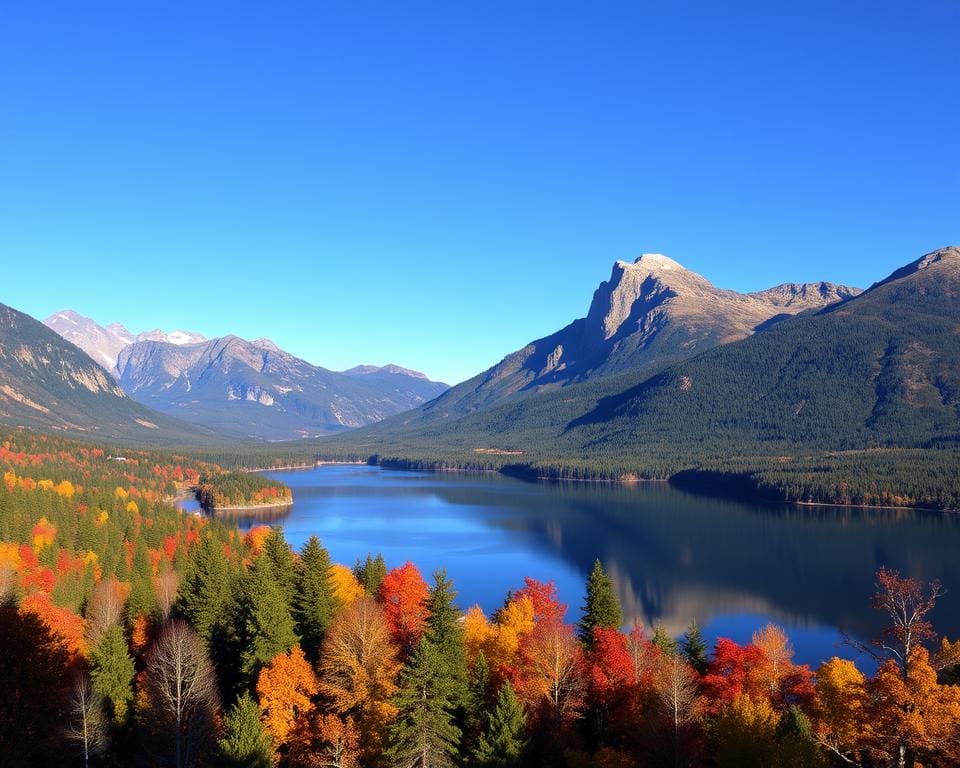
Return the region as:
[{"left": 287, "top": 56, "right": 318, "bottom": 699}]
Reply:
[
  {"left": 392, "top": 252, "right": 860, "bottom": 423},
  {"left": 42, "top": 311, "right": 449, "bottom": 441},
  {"left": 315, "top": 246, "right": 960, "bottom": 508},
  {"left": 0, "top": 304, "right": 219, "bottom": 444}
]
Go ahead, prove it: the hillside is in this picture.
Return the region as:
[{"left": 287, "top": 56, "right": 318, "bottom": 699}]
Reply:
[
  {"left": 0, "top": 303, "right": 221, "bottom": 445},
  {"left": 315, "top": 247, "right": 960, "bottom": 509},
  {"left": 413, "top": 253, "right": 859, "bottom": 422},
  {"left": 116, "top": 336, "right": 448, "bottom": 441}
]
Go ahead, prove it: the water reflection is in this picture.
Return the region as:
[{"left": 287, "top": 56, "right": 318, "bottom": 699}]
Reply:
[{"left": 228, "top": 466, "right": 960, "bottom": 667}]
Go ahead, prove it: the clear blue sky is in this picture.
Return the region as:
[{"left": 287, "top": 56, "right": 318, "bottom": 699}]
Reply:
[{"left": 2, "top": 1, "right": 958, "bottom": 384}]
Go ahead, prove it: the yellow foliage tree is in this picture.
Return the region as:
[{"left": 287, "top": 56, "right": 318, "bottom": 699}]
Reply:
[
  {"left": 813, "top": 657, "right": 869, "bottom": 764},
  {"left": 329, "top": 564, "right": 364, "bottom": 606}
]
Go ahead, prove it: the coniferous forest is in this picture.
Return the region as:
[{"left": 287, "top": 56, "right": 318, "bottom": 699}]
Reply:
[{"left": 2, "top": 430, "right": 960, "bottom": 767}]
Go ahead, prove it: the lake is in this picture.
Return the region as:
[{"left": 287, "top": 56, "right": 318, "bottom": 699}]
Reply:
[{"left": 217, "top": 464, "right": 960, "bottom": 669}]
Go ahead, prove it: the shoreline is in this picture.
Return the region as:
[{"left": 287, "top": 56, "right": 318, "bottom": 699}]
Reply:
[
  {"left": 206, "top": 498, "right": 295, "bottom": 513},
  {"left": 300, "top": 457, "right": 956, "bottom": 515}
]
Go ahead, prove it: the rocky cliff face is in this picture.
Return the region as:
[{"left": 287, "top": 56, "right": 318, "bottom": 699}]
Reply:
[{"left": 412, "top": 253, "right": 861, "bottom": 421}]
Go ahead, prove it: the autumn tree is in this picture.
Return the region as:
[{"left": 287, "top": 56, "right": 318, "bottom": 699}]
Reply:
[
  {"left": 515, "top": 619, "right": 586, "bottom": 731},
  {"left": 85, "top": 576, "right": 129, "bottom": 646},
  {"left": 578, "top": 559, "right": 622, "bottom": 646},
  {"left": 256, "top": 644, "right": 319, "bottom": 749},
  {"left": 387, "top": 638, "right": 462, "bottom": 768},
  {"left": 218, "top": 693, "right": 273, "bottom": 768},
  {"left": 866, "top": 567, "right": 943, "bottom": 678},
  {"left": 143, "top": 619, "right": 221, "bottom": 768},
  {"left": 295, "top": 535, "right": 337, "bottom": 662},
  {"left": 286, "top": 712, "right": 361, "bottom": 768},
  {"left": 379, "top": 561, "right": 430, "bottom": 655},
  {"left": 654, "top": 652, "right": 702, "bottom": 768},
  {"left": 0, "top": 602, "right": 71, "bottom": 767},
  {"left": 318, "top": 596, "right": 402, "bottom": 764},
  {"left": 812, "top": 656, "right": 869, "bottom": 765}
]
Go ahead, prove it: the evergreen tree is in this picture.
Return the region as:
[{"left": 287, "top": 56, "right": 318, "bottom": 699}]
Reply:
[
  {"left": 472, "top": 680, "right": 527, "bottom": 768},
  {"left": 681, "top": 619, "right": 709, "bottom": 675},
  {"left": 294, "top": 535, "right": 336, "bottom": 662},
  {"left": 354, "top": 552, "right": 388, "bottom": 595},
  {"left": 176, "top": 535, "right": 233, "bottom": 645},
  {"left": 424, "top": 569, "right": 468, "bottom": 709},
  {"left": 127, "top": 540, "right": 156, "bottom": 619},
  {"left": 261, "top": 527, "right": 297, "bottom": 607},
  {"left": 652, "top": 623, "right": 678, "bottom": 656},
  {"left": 578, "top": 559, "right": 623, "bottom": 645},
  {"left": 235, "top": 555, "right": 298, "bottom": 685},
  {"left": 89, "top": 623, "right": 135, "bottom": 724},
  {"left": 388, "top": 639, "right": 461, "bottom": 768},
  {"left": 218, "top": 693, "right": 273, "bottom": 768},
  {"left": 463, "top": 652, "right": 492, "bottom": 758}
]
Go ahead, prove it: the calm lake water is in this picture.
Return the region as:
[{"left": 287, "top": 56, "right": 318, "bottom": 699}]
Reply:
[{"left": 217, "top": 464, "right": 960, "bottom": 669}]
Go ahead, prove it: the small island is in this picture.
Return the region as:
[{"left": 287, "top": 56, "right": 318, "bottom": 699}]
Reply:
[{"left": 195, "top": 471, "right": 293, "bottom": 512}]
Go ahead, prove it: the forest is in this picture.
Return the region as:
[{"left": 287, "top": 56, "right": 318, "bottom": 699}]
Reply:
[
  {"left": 2, "top": 429, "right": 960, "bottom": 767},
  {"left": 195, "top": 472, "right": 293, "bottom": 511}
]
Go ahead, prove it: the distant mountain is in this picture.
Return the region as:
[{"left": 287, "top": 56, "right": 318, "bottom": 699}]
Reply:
[
  {"left": 0, "top": 303, "right": 220, "bottom": 444},
  {"left": 43, "top": 310, "right": 205, "bottom": 374},
  {"left": 343, "top": 364, "right": 449, "bottom": 408},
  {"left": 317, "top": 247, "right": 960, "bottom": 506},
  {"left": 407, "top": 253, "right": 860, "bottom": 422},
  {"left": 116, "top": 336, "right": 449, "bottom": 441}
]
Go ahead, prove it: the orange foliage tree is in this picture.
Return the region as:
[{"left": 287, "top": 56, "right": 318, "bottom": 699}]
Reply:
[
  {"left": 256, "top": 644, "right": 319, "bottom": 749},
  {"left": 377, "top": 561, "right": 430, "bottom": 655}
]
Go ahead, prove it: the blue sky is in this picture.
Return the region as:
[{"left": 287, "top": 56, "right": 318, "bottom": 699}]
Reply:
[{"left": 2, "top": 1, "right": 958, "bottom": 385}]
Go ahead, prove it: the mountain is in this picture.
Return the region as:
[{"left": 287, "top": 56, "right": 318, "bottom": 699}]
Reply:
[
  {"left": 414, "top": 253, "right": 859, "bottom": 421},
  {"left": 43, "top": 310, "right": 206, "bottom": 374},
  {"left": 316, "top": 247, "right": 960, "bottom": 508},
  {"left": 115, "top": 336, "right": 449, "bottom": 441},
  {"left": 342, "top": 364, "right": 449, "bottom": 408},
  {"left": 0, "top": 304, "right": 221, "bottom": 444}
]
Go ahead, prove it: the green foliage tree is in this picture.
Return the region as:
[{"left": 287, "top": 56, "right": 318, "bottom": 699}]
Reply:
[
  {"left": 89, "top": 623, "right": 135, "bottom": 724},
  {"left": 424, "top": 569, "right": 468, "bottom": 709},
  {"left": 578, "top": 559, "right": 623, "bottom": 645},
  {"left": 261, "top": 527, "right": 297, "bottom": 606},
  {"left": 218, "top": 693, "right": 273, "bottom": 768},
  {"left": 652, "top": 623, "right": 678, "bottom": 656},
  {"left": 354, "top": 552, "right": 388, "bottom": 595},
  {"left": 472, "top": 680, "right": 527, "bottom": 768},
  {"left": 234, "top": 554, "right": 298, "bottom": 685},
  {"left": 176, "top": 535, "right": 233, "bottom": 646},
  {"left": 681, "top": 619, "right": 709, "bottom": 675},
  {"left": 388, "top": 639, "right": 461, "bottom": 768},
  {"left": 294, "top": 534, "right": 336, "bottom": 662}
]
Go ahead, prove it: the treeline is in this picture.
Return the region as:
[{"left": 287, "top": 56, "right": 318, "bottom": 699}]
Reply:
[{"left": 196, "top": 471, "right": 293, "bottom": 510}]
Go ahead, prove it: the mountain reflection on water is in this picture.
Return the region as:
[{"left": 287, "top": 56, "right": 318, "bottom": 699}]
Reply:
[{"left": 217, "top": 465, "right": 960, "bottom": 668}]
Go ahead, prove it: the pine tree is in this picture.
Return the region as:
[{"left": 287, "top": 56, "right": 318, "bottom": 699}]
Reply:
[
  {"left": 176, "top": 535, "right": 233, "bottom": 646},
  {"left": 89, "top": 622, "right": 135, "bottom": 724},
  {"left": 218, "top": 693, "right": 273, "bottom": 768},
  {"left": 261, "top": 527, "right": 297, "bottom": 607},
  {"left": 294, "top": 535, "right": 336, "bottom": 662},
  {"left": 652, "top": 623, "right": 678, "bottom": 655},
  {"left": 388, "top": 639, "right": 461, "bottom": 768},
  {"left": 681, "top": 619, "right": 709, "bottom": 675},
  {"left": 424, "top": 569, "right": 468, "bottom": 709},
  {"left": 354, "top": 552, "right": 388, "bottom": 595},
  {"left": 127, "top": 540, "right": 156, "bottom": 619},
  {"left": 472, "top": 680, "right": 527, "bottom": 768},
  {"left": 235, "top": 555, "right": 298, "bottom": 684},
  {"left": 578, "top": 559, "right": 623, "bottom": 645},
  {"left": 464, "top": 652, "right": 492, "bottom": 758}
]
